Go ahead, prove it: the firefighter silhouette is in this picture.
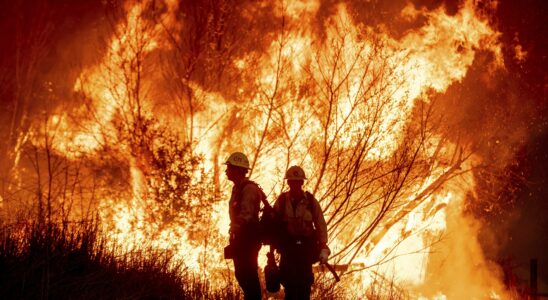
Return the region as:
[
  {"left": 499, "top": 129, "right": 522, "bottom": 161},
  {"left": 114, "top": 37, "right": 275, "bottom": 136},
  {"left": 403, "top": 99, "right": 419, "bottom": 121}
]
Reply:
[
  {"left": 224, "top": 152, "right": 262, "bottom": 300},
  {"left": 273, "top": 166, "right": 330, "bottom": 300}
]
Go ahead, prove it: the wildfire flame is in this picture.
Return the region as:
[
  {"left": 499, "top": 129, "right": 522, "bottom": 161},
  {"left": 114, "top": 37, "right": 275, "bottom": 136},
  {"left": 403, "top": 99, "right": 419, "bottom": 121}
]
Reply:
[{"left": 15, "top": 0, "right": 515, "bottom": 298}]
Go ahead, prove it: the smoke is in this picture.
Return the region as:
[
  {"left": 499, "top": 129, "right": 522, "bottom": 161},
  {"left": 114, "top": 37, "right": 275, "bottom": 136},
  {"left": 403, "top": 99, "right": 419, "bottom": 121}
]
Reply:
[
  {"left": 1, "top": 0, "right": 546, "bottom": 295},
  {"left": 311, "top": 0, "right": 547, "bottom": 292}
]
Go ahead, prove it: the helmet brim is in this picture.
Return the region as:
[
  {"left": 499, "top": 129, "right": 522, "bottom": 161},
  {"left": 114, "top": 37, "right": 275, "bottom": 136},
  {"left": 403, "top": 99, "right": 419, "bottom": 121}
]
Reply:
[{"left": 225, "top": 162, "right": 251, "bottom": 169}]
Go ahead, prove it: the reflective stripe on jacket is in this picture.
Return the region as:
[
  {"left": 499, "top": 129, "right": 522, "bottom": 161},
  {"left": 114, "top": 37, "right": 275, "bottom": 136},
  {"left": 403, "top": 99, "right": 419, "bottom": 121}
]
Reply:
[
  {"left": 229, "top": 180, "right": 262, "bottom": 234},
  {"left": 273, "top": 191, "right": 328, "bottom": 245}
]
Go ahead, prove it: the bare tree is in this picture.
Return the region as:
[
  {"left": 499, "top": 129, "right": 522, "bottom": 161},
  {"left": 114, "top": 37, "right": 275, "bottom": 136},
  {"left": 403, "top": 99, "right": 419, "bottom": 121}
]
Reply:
[
  {"left": 0, "top": 1, "right": 488, "bottom": 289},
  {"left": 154, "top": 3, "right": 468, "bottom": 277},
  {"left": 218, "top": 12, "right": 478, "bottom": 278},
  {"left": 0, "top": 0, "right": 54, "bottom": 201}
]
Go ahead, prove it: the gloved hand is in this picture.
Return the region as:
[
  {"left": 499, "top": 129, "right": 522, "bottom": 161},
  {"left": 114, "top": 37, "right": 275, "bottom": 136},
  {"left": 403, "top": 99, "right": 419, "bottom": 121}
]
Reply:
[{"left": 319, "top": 248, "right": 330, "bottom": 264}]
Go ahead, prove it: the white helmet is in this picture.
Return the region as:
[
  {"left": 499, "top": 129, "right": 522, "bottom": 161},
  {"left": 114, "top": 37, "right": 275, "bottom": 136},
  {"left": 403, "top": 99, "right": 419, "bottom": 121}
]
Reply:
[
  {"left": 285, "top": 165, "right": 306, "bottom": 180},
  {"left": 225, "top": 152, "right": 250, "bottom": 169}
]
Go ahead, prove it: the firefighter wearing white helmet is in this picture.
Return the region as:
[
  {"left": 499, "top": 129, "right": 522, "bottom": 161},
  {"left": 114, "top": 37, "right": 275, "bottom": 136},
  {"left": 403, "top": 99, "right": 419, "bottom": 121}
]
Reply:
[
  {"left": 284, "top": 165, "right": 307, "bottom": 180},
  {"left": 273, "top": 165, "right": 330, "bottom": 300},
  {"left": 223, "top": 151, "right": 262, "bottom": 300},
  {"left": 225, "top": 151, "right": 251, "bottom": 169}
]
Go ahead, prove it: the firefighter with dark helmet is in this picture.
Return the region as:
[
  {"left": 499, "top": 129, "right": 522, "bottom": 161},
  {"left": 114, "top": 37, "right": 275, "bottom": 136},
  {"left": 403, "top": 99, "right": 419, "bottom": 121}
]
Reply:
[
  {"left": 273, "top": 165, "right": 330, "bottom": 300},
  {"left": 224, "top": 152, "right": 262, "bottom": 300}
]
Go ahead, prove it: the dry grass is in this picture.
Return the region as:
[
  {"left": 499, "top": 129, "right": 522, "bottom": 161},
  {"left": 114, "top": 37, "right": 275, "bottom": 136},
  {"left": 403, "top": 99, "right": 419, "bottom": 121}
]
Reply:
[
  {"left": 0, "top": 221, "right": 411, "bottom": 299},
  {"left": 0, "top": 221, "right": 240, "bottom": 300}
]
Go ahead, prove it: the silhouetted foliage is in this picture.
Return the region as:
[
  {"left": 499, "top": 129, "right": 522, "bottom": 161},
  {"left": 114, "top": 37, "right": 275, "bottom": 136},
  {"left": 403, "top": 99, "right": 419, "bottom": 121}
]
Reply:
[{"left": 0, "top": 221, "right": 241, "bottom": 300}]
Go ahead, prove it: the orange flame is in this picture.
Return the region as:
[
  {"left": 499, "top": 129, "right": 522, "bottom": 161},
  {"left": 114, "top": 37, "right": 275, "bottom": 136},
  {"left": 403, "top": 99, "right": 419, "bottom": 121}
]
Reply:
[{"left": 34, "top": 0, "right": 513, "bottom": 297}]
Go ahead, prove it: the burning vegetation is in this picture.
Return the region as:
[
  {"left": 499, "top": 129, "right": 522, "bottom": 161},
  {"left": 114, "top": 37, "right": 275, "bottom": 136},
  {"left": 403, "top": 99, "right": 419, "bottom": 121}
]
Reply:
[{"left": 1, "top": 0, "right": 546, "bottom": 299}]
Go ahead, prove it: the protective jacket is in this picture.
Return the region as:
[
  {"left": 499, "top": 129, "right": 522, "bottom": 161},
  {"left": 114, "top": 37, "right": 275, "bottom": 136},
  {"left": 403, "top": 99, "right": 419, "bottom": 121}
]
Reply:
[
  {"left": 273, "top": 191, "right": 328, "bottom": 246},
  {"left": 229, "top": 180, "right": 262, "bottom": 236}
]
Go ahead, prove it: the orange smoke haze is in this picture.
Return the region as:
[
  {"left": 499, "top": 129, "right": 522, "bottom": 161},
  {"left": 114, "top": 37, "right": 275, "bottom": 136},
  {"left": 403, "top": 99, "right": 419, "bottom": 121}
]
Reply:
[{"left": 1, "top": 0, "right": 546, "bottom": 298}]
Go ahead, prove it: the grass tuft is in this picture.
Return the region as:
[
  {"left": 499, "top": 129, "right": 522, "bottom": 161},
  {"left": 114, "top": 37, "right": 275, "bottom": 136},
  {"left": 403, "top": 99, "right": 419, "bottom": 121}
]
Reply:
[{"left": 0, "top": 221, "right": 239, "bottom": 300}]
